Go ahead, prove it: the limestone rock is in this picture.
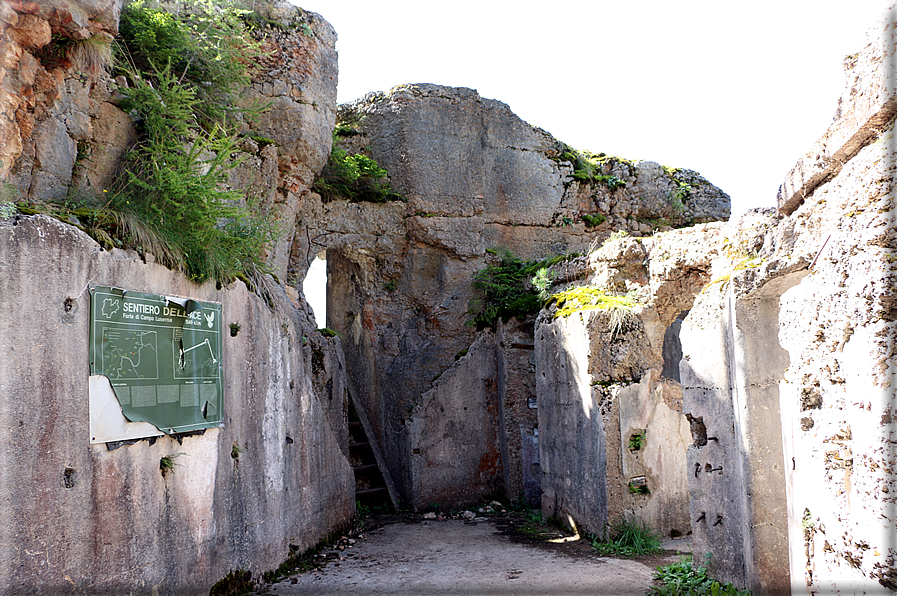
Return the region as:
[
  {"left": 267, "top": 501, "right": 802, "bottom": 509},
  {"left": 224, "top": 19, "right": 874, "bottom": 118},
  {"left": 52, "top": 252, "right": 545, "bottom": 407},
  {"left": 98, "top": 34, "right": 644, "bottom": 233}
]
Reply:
[
  {"left": 406, "top": 215, "right": 485, "bottom": 259},
  {"left": 76, "top": 100, "right": 135, "bottom": 192}
]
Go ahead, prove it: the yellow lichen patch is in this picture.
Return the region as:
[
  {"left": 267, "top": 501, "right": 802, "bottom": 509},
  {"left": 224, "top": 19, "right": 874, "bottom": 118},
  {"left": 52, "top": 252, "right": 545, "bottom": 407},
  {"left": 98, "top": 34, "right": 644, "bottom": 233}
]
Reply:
[
  {"left": 700, "top": 254, "right": 764, "bottom": 294},
  {"left": 732, "top": 255, "right": 764, "bottom": 272},
  {"left": 548, "top": 287, "right": 638, "bottom": 320},
  {"left": 701, "top": 273, "right": 731, "bottom": 293}
]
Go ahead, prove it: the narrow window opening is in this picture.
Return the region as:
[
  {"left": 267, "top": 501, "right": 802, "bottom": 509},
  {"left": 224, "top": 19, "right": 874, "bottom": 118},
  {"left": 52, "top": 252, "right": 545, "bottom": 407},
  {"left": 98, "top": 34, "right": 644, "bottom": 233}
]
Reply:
[
  {"left": 661, "top": 310, "right": 689, "bottom": 382},
  {"left": 303, "top": 252, "right": 327, "bottom": 328}
]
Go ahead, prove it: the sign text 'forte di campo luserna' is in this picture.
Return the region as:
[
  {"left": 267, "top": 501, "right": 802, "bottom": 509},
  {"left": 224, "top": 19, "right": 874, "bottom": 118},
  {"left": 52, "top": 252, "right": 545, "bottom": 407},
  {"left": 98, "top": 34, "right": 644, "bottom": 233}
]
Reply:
[{"left": 89, "top": 286, "right": 223, "bottom": 434}]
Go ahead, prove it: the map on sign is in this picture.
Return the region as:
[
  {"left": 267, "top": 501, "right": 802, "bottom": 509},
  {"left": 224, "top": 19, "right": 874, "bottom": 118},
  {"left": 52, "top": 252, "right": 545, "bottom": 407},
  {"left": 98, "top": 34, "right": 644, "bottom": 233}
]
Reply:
[
  {"left": 103, "top": 329, "right": 158, "bottom": 379},
  {"left": 89, "top": 286, "right": 223, "bottom": 435}
]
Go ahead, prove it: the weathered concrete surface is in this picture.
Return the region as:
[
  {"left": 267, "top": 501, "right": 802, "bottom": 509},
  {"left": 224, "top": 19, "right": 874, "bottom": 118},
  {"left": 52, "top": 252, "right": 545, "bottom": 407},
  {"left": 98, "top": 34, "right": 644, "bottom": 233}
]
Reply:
[
  {"left": 536, "top": 311, "right": 608, "bottom": 535},
  {"left": 535, "top": 227, "right": 720, "bottom": 538},
  {"left": 775, "top": 118, "right": 897, "bottom": 593},
  {"left": 0, "top": 215, "right": 355, "bottom": 595},
  {"left": 407, "top": 332, "right": 503, "bottom": 510},
  {"left": 678, "top": 9, "right": 897, "bottom": 591},
  {"left": 616, "top": 376, "right": 692, "bottom": 540}
]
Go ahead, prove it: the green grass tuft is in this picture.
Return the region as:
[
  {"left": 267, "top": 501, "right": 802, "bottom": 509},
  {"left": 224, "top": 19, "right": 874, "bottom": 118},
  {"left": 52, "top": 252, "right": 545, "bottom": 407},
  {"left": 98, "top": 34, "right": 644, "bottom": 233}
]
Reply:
[
  {"left": 591, "top": 516, "right": 661, "bottom": 557},
  {"left": 650, "top": 555, "right": 752, "bottom": 596}
]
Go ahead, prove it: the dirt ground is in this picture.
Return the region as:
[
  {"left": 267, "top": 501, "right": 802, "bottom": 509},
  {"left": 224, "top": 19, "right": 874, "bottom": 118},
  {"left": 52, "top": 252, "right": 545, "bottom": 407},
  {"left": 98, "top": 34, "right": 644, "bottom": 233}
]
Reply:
[{"left": 260, "top": 512, "right": 691, "bottom": 596}]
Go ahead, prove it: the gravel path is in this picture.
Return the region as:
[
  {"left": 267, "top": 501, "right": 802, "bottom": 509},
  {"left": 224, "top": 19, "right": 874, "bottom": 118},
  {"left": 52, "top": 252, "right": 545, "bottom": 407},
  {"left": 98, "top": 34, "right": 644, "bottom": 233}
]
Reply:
[{"left": 267, "top": 517, "right": 671, "bottom": 596}]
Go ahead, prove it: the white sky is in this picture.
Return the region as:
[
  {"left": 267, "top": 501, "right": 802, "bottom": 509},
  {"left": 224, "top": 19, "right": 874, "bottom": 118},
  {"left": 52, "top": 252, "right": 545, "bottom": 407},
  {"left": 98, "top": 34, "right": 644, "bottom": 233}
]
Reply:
[{"left": 296, "top": 1, "right": 891, "bottom": 326}]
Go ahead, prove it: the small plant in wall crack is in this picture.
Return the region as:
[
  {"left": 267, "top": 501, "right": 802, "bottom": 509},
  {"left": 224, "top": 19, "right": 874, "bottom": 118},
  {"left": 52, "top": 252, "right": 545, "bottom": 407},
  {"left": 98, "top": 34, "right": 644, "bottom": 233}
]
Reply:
[
  {"left": 231, "top": 442, "right": 247, "bottom": 460},
  {"left": 628, "top": 481, "right": 650, "bottom": 495},
  {"left": 0, "top": 201, "right": 15, "bottom": 219},
  {"left": 229, "top": 322, "right": 242, "bottom": 337},
  {"left": 160, "top": 452, "right": 187, "bottom": 476},
  {"left": 628, "top": 431, "right": 645, "bottom": 451},
  {"left": 531, "top": 267, "right": 555, "bottom": 301}
]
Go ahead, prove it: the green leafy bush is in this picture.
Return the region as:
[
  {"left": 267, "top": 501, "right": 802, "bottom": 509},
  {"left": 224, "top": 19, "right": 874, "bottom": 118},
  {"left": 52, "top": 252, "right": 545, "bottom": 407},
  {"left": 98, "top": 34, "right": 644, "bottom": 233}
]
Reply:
[
  {"left": 650, "top": 555, "right": 752, "bottom": 596},
  {"left": 43, "top": 0, "right": 285, "bottom": 288},
  {"left": 313, "top": 140, "right": 402, "bottom": 203},
  {"left": 467, "top": 250, "right": 576, "bottom": 328},
  {"left": 582, "top": 213, "right": 606, "bottom": 228},
  {"left": 591, "top": 516, "right": 661, "bottom": 557}
]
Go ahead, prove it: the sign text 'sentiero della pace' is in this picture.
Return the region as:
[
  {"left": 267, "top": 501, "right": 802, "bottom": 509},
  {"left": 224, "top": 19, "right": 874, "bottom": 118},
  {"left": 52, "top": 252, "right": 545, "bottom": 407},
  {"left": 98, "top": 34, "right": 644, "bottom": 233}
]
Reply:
[{"left": 89, "top": 286, "right": 223, "bottom": 434}]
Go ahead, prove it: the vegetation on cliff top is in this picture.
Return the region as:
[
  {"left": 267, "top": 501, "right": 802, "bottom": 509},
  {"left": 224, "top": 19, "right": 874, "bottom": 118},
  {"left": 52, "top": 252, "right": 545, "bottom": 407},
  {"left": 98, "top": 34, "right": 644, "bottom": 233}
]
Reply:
[
  {"left": 546, "top": 286, "right": 639, "bottom": 337},
  {"left": 13, "top": 0, "right": 283, "bottom": 287},
  {"left": 552, "top": 143, "right": 629, "bottom": 190}
]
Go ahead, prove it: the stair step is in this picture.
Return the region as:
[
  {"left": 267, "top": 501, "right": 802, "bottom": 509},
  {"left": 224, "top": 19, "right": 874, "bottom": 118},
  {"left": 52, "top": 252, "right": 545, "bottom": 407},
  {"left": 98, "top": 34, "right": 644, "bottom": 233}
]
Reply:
[
  {"left": 355, "top": 487, "right": 388, "bottom": 496},
  {"left": 348, "top": 442, "right": 370, "bottom": 449},
  {"left": 353, "top": 464, "right": 379, "bottom": 472}
]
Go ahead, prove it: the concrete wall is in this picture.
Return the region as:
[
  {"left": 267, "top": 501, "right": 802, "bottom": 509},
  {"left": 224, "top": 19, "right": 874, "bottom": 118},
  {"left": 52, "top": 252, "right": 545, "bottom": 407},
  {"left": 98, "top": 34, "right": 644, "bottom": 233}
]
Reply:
[
  {"left": 616, "top": 375, "right": 692, "bottom": 539},
  {"left": 536, "top": 312, "right": 608, "bottom": 535},
  {"left": 680, "top": 278, "right": 797, "bottom": 593},
  {"left": 678, "top": 6, "right": 897, "bottom": 593},
  {"left": 536, "top": 300, "right": 694, "bottom": 538},
  {"left": 0, "top": 216, "right": 354, "bottom": 595},
  {"left": 775, "top": 118, "right": 896, "bottom": 594},
  {"left": 496, "top": 318, "right": 541, "bottom": 507},
  {"left": 407, "top": 331, "right": 503, "bottom": 510}
]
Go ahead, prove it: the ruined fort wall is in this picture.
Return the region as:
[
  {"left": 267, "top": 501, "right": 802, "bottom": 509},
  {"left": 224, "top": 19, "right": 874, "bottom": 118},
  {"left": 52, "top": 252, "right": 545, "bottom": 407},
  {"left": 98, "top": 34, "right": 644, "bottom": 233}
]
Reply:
[
  {"left": 0, "top": 216, "right": 355, "bottom": 595},
  {"left": 679, "top": 8, "right": 897, "bottom": 593},
  {"left": 309, "top": 84, "right": 730, "bottom": 510}
]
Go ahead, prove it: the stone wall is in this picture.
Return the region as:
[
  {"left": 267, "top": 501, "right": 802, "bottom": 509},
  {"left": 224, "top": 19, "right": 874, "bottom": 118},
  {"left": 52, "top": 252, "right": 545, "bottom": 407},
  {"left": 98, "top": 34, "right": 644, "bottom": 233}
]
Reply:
[
  {"left": 681, "top": 7, "right": 896, "bottom": 593},
  {"left": 0, "top": 215, "right": 355, "bottom": 595},
  {"left": 534, "top": 225, "right": 722, "bottom": 538},
  {"left": 0, "top": 3, "right": 355, "bottom": 593},
  {"left": 296, "top": 83, "right": 730, "bottom": 511}
]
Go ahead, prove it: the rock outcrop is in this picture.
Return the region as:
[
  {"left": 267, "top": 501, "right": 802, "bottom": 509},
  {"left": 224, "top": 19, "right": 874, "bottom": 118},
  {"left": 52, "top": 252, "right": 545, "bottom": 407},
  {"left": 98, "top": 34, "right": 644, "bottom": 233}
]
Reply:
[
  {"left": 0, "top": 0, "right": 123, "bottom": 196},
  {"left": 292, "top": 83, "right": 731, "bottom": 511}
]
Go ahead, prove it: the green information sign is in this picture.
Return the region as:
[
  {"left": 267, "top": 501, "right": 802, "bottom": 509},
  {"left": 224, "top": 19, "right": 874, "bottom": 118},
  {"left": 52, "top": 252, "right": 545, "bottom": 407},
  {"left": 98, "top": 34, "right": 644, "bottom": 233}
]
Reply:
[{"left": 89, "top": 286, "right": 223, "bottom": 434}]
